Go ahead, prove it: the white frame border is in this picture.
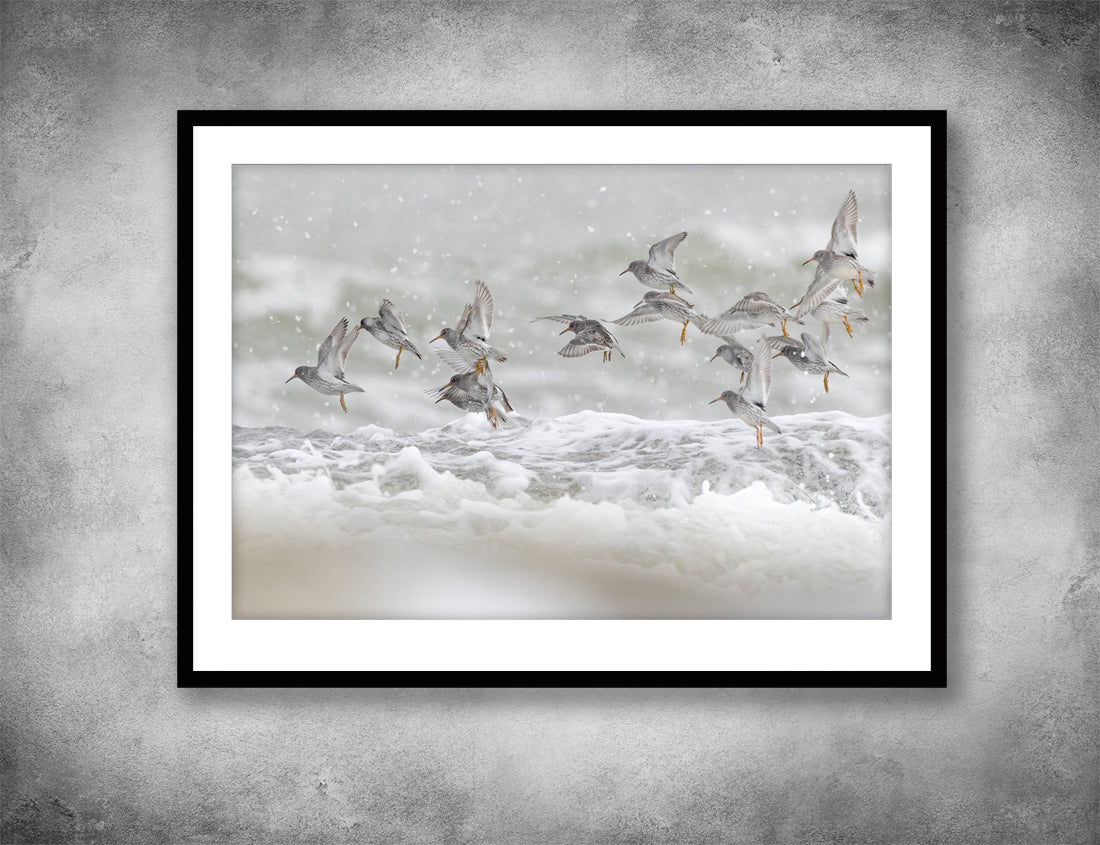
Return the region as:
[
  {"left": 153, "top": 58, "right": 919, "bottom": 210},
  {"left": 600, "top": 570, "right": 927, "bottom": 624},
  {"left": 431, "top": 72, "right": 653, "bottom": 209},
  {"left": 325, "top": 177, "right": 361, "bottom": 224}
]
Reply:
[{"left": 191, "top": 119, "right": 933, "bottom": 675}]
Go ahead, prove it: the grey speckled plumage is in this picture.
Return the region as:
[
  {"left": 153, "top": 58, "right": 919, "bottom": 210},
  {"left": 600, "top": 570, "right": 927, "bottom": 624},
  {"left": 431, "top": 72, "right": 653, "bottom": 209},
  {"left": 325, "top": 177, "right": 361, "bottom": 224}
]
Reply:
[
  {"left": 284, "top": 317, "right": 363, "bottom": 413},
  {"left": 708, "top": 335, "right": 754, "bottom": 385},
  {"left": 533, "top": 315, "right": 625, "bottom": 362},
  {"left": 359, "top": 299, "right": 423, "bottom": 369},
  {"left": 709, "top": 338, "right": 779, "bottom": 448},
  {"left": 767, "top": 326, "right": 849, "bottom": 393},
  {"left": 793, "top": 190, "right": 877, "bottom": 320},
  {"left": 701, "top": 291, "right": 799, "bottom": 338},
  {"left": 619, "top": 231, "right": 693, "bottom": 294},
  {"left": 426, "top": 364, "right": 513, "bottom": 429},
  {"left": 609, "top": 291, "right": 707, "bottom": 345},
  {"left": 431, "top": 280, "right": 508, "bottom": 374},
  {"left": 808, "top": 288, "right": 870, "bottom": 338}
]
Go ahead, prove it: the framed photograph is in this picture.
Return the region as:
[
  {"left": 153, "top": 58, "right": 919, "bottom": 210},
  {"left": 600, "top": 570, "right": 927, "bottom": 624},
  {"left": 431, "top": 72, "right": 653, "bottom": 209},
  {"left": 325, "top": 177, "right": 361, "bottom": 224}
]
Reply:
[{"left": 180, "top": 110, "right": 945, "bottom": 686}]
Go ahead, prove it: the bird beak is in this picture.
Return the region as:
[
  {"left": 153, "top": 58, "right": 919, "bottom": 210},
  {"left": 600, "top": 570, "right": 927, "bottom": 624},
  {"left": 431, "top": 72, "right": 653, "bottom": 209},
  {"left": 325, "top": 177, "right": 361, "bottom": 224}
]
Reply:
[
  {"left": 802, "top": 257, "right": 815, "bottom": 265},
  {"left": 285, "top": 374, "right": 297, "bottom": 383},
  {"left": 430, "top": 333, "right": 443, "bottom": 343},
  {"left": 708, "top": 353, "right": 719, "bottom": 362},
  {"left": 709, "top": 396, "right": 722, "bottom": 404},
  {"left": 619, "top": 268, "right": 630, "bottom": 276},
  {"left": 559, "top": 327, "right": 570, "bottom": 335}
]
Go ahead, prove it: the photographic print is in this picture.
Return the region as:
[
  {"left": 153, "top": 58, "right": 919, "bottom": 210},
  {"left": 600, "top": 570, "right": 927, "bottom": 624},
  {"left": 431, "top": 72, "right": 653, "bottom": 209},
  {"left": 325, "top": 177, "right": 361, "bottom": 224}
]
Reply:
[{"left": 182, "top": 112, "right": 943, "bottom": 684}]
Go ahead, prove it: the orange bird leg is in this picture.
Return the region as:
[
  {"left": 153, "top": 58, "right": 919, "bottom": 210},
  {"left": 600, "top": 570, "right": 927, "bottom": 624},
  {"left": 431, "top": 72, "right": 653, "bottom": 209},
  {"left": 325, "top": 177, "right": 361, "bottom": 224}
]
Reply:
[
  {"left": 339, "top": 392, "right": 348, "bottom": 413},
  {"left": 395, "top": 347, "right": 402, "bottom": 369},
  {"left": 824, "top": 371, "right": 830, "bottom": 393},
  {"left": 843, "top": 316, "right": 853, "bottom": 337},
  {"left": 680, "top": 322, "right": 688, "bottom": 344}
]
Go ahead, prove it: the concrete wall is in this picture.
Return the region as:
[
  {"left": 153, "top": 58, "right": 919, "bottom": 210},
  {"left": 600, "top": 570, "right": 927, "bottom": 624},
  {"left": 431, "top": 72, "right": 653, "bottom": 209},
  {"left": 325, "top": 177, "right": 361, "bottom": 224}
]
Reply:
[{"left": 2, "top": 2, "right": 1096, "bottom": 842}]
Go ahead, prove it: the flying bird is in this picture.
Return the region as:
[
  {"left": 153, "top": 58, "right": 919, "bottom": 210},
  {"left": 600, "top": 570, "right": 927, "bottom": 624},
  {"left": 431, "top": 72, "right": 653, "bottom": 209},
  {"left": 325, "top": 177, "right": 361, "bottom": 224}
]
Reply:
[
  {"left": 284, "top": 317, "right": 363, "bottom": 413},
  {"left": 619, "top": 231, "right": 692, "bottom": 294}
]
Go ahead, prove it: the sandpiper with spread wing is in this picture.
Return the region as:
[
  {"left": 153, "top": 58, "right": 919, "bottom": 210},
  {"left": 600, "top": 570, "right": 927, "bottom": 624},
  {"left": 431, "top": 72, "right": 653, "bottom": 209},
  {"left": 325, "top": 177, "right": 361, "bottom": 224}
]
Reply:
[
  {"left": 532, "top": 315, "right": 625, "bottom": 362},
  {"left": 789, "top": 190, "right": 877, "bottom": 331},
  {"left": 700, "top": 291, "right": 799, "bottom": 339},
  {"left": 284, "top": 317, "right": 363, "bottom": 413},
  {"left": 767, "top": 323, "right": 849, "bottom": 393},
  {"left": 431, "top": 280, "right": 508, "bottom": 375},
  {"left": 359, "top": 299, "right": 423, "bottom": 369},
  {"left": 610, "top": 291, "right": 707, "bottom": 345},
  {"left": 709, "top": 338, "right": 780, "bottom": 449},
  {"left": 619, "top": 231, "right": 692, "bottom": 294},
  {"left": 426, "top": 364, "right": 513, "bottom": 429}
]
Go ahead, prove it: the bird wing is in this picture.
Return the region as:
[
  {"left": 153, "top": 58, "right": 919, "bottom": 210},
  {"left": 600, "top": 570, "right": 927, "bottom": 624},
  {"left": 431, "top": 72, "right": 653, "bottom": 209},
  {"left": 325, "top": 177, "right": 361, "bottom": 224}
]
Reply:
[
  {"left": 609, "top": 302, "right": 663, "bottom": 326},
  {"left": 463, "top": 280, "right": 495, "bottom": 340},
  {"left": 436, "top": 379, "right": 477, "bottom": 406},
  {"left": 742, "top": 339, "right": 773, "bottom": 408},
  {"left": 331, "top": 323, "right": 361, "bottom": 376},
  {"left": 434, "top": 346, "right": 475, "bottom": 374},
  {"left": 702, "top": 312, "right": 768, "bottom": 336},
  {"left": 454, "top": 301, "right": 473, "bottom": 335},
  {"left": 701, "top": 294, "right": 782, "bottom": 336},
  {"left": 801, "top": 331, "right": 829, "bottom": 365},
  {"left": 738, "top": 291, "right": 781, "bottom": 308},
  {"left": 732, "top": 293, "right": 780, "bottom": 316},
  {"left": 764, "top": 334, "right": 801, "bottom": 354},
  {"left": 826, "top": 190, "right": 859, "bottom": 258},
  {"left": 792, "top": 264, "right": 843, "bottom": 320},
  {"left": 378, "top": 299, "right": 408, "bottom": 333},
  {"left": 558, "top": 338, "right": 606, "bottom": 357},
  {"left": 647, "top": 231, "right": 687, "bottom": 273},
  {"left": 316, "top": 317, "right": 349, "bottom": 368},
  {"left": 531, "top": 314, "right": 589, "bottom": 325}
]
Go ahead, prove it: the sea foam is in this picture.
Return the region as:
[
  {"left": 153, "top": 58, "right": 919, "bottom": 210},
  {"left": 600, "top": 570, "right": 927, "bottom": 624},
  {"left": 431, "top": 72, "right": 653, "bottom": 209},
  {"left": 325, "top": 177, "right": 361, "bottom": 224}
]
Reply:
[{"left": 233, "top": 411, "right": 891, "bottom": 619}]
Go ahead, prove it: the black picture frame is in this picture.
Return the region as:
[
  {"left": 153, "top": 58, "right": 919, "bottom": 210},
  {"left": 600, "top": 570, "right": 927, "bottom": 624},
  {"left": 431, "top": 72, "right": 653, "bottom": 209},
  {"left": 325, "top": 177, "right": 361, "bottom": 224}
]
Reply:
[{"left": 179, "top": 109, "right": 946, "bottom": 688}]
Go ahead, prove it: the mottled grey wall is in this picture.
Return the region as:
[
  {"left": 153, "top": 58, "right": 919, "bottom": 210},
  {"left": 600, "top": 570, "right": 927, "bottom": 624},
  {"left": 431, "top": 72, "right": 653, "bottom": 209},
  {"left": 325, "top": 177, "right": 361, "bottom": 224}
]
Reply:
[{"left": 2, "top": 1, "right": 1097, "bottom": 842}]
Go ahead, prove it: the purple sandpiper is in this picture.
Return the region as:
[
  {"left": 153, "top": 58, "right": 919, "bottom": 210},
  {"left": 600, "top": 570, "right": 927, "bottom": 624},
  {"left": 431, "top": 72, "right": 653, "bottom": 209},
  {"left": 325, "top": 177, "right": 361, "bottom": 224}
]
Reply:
[
  {"left": 431, "top": 280, "right": 507, "bottom": 375},
  {"left": 284, "top": 317, "right": 363, "bottom": 413},
  {"left": 709, "top": 338, "right": 779, "bottom": 449},
  {"left": 359, "top": 299, "right": 423, "bottom": 369},
  {"left": 701, "top": 291, "right": 799, "bottom": 339},
  {"left": 620, "top": 231, "right": 693, "bottom": 294},
  {"left": 609, "top": 291, "right": 707, "bottom": 345},
  {"left": 766, "top": 327, "right": 848, "bottom": 393},
  {"left": 533, "top": 315, "right": 625, "bottom": 362}
]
